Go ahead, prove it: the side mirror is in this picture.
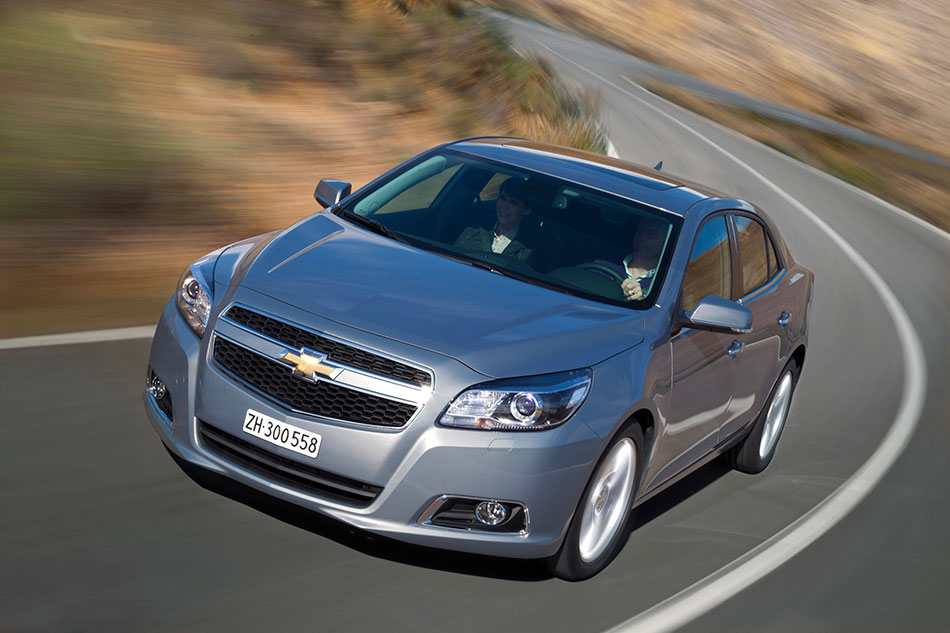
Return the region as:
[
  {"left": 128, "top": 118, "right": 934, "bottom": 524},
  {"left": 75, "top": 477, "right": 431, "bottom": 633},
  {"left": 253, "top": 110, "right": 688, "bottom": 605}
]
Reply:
[
  {"left": 679, "top": 295, "right": 752, "bottom": 334},
  {"left": 314, "top": 179, "right": 352, "bottom": 208}
]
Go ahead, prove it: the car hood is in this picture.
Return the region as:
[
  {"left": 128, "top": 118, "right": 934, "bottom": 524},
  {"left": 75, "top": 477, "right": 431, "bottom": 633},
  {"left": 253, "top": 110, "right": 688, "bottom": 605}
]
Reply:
[{"left": 235, "top": 213, "right": 644, "bottom": 377}]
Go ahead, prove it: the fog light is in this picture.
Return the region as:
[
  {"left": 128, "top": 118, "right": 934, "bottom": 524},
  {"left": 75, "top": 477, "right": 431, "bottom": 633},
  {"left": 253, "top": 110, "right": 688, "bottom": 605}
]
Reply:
[
  {"left": 424, "top": 497, "right": 527, "bottom": 533},
  {"left": 475, "top": 500, "right": 508, "bottom": 526},
  {"left": 147, "top": 375, "right": 167, "bottom": 400}
]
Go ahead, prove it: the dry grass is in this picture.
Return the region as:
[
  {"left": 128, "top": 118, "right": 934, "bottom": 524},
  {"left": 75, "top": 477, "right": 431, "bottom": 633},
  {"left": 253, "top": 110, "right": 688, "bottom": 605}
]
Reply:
[
  {"left": 485, "top": 0, "right": 949, "bottom": 162},
  {"left": 0, "top": 0, "right": 604, "bottom": 336}
]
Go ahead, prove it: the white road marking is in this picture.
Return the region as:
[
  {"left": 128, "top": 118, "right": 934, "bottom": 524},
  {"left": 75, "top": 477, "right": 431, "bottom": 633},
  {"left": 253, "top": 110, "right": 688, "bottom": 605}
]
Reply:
[
  {"left": 0, "top": 27, "right": 934, "bottom": 630},
  {"left": 606, "top": 137, "right": 621, "bottom": 158},
  {"left": 533, "top": 40, "right": 927, "bottom": 633},
  {"left": 0, "top": 325, "right": 156, "bottom": 350},
  {"left": 495, "top": 2, "right": 950, "bottom": 238},
  {"left": 631, "top": 84, "right": 950, "bottom": 244},
  {"left": 772, "top": 148, "right": 950, "bottom": 243}
]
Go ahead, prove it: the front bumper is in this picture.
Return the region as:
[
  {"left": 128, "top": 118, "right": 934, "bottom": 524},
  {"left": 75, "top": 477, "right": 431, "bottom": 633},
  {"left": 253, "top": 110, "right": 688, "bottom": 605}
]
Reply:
[{"left": 144, "top": 298, "right": 605, "bottom": 558}]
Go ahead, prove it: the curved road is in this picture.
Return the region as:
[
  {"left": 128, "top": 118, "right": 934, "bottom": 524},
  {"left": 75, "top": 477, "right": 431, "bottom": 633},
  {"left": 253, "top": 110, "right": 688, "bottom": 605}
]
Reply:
[{"left": 2, "top": 15, "right": 949, "bottom": 633}]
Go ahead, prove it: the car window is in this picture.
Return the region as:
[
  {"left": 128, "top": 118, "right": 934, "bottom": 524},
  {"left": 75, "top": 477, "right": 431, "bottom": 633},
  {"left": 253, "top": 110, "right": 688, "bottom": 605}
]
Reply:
[
  {"left": 477, "top": 173, "right": 510, "bottom": 201},
  {"left": 682, "top": 216, "right": 732, "bottom": 312},
  {"left": 376, "top": 164, "right": 461, "bottom": 214},
  {"left": 353, "top": 155, "right": 460, "bottom": 215},
  {"left": 766, "top": 231, "right": 779, "bottom": 279},
  {"left": 358, "top": 160, "right": 461, "bottom": 215},
  {"left": 342, "top": 150, "right": 682, "bottom": 309},
  {"left": 734, "top": 216, "right": 769, "bottom": 295}
]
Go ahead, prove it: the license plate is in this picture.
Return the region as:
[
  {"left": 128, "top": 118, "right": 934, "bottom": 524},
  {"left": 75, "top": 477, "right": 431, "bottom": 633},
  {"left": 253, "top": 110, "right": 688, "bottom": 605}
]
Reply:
[{"left": 242, "top": 409, "right": 321, "bottom": 459}]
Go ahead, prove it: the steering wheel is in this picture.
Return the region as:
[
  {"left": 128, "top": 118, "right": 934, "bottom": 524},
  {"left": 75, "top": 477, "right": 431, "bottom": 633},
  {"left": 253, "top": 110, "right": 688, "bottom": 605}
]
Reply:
[{"left": 575, "top": 262, "right": 625, "bottom": 283}]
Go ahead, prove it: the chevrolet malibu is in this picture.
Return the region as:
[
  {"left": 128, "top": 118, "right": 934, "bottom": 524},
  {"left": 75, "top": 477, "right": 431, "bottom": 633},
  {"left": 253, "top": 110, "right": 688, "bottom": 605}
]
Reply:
[{"left": 143, "top": 138, "right": 812, "bottom": 579}]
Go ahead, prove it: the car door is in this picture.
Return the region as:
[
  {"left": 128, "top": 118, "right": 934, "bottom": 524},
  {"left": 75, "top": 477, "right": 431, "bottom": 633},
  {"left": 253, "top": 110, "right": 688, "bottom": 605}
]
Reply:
[
  {"left": 653, "top": 214, "right": 743, "bottom": 486},
  {"left": 720, "top": 213, "right": 792, "bottom": 441}
]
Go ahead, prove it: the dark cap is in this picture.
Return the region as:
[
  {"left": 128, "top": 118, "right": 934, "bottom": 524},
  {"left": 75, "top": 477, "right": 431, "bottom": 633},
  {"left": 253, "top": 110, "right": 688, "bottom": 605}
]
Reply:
[{"left": 499, "top": 177, "right": 540, "bottom": 209}]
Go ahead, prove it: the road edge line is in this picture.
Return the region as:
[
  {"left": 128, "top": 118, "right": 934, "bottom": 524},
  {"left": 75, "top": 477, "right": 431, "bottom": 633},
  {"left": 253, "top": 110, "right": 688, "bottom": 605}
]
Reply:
[
  {"left": 0, "top": 325, "right": 156, "bottom": 350},
  {"left": 606, "top": 137, "right": 621, "bottom": 158},
  {"left": 534, "top": 40, "right": 928, "bottom": 633},
  {"left": 629, "top": 82, "right": 950, "bottom": 244}
]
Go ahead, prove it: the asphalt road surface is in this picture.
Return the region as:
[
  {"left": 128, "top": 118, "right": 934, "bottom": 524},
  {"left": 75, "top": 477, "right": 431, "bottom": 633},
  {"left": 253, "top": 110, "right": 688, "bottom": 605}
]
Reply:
[{"left": 2, "top": 14, "right": 949, "bottom": 633}]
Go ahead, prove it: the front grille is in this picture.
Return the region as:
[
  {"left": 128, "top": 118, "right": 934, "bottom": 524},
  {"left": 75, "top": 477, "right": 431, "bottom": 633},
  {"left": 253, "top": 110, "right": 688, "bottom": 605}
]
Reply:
[
  {"left": 226, "top": 306, "right": 431, "bottom": 387},
  {"left": 213, "top": 337, "right": 416, "bottom": 427},
  {"left": 198, "top": 420, "right": 382, "bottom": 506}
]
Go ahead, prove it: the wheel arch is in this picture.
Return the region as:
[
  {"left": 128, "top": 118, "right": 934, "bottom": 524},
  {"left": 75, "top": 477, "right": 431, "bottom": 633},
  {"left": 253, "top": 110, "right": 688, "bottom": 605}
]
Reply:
[
  {"left": 627, "top": 408, "right": 656, "bottom": 475},
  {"left": 790, "top": 344, "right": 806, "bottom": 372}
]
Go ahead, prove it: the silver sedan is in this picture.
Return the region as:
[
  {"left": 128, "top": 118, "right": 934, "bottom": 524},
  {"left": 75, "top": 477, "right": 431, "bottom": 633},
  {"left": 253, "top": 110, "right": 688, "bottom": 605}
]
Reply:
[{"left": 143, "top": 138, "right": 813, "bottom": 579}]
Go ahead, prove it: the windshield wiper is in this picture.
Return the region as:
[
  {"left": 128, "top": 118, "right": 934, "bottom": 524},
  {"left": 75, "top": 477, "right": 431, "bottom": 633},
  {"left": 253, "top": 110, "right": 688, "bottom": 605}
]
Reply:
[
  {"left": 340, "top": 210, "right": 405, "bottom": 242},
  {"left": 452, "top": 255, "right": 608, "bottom": 302},
  {"left": 456, "top": 256, "right": 552, "bottom": 288},
  {"left": 462, "top": 258, "right": 520, "bottom": 278}
]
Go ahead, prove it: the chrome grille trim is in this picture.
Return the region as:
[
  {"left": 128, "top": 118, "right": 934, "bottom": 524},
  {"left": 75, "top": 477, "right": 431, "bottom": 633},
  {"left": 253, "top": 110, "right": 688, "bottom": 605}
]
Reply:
[
  {"left": 222, "top": 304, "right": 434, "bottom": 389},
  {"left": 210, "top": 333, "right": 420, "bottom": 429}
]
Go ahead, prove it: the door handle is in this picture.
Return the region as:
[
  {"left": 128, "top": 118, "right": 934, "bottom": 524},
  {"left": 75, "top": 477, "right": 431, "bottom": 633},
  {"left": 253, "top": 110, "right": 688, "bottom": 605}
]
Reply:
[
  {"left": 777, "top": 311, "right": 791, "bottom": 328},
  {"left": 726, "top": 340, "right": 744, "bottom": 359}
]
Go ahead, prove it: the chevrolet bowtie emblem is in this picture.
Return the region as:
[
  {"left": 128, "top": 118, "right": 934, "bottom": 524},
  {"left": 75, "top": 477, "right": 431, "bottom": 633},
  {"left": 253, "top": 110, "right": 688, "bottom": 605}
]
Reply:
[{"left": 281, "top": 350, "right": 339, "bottom": 381}]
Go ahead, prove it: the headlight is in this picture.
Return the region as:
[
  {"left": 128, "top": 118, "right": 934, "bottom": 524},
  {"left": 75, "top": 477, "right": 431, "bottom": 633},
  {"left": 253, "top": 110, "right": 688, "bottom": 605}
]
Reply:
[
  {"left": 176, "top": 266, "right": 212, "bottom": 337},
  {"left": 440, "top": 369, "right": 592, "bottom": 431}
]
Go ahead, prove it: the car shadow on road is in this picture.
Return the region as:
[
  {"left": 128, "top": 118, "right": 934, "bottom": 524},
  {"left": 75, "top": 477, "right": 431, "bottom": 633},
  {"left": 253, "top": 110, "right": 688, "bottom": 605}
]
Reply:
[
  {"left": 169, "top": 447, "right": 730, "bottom": 582},
  {"left": 167, "top": 448, "right": 550, "bottom": 581},
  {"left": 626, "top": 459, "right": 732, "bottom": 534}
]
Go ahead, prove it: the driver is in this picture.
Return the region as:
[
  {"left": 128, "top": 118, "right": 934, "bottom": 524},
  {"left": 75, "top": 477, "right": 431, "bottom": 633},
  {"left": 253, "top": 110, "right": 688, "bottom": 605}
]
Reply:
[
  {"left": 454, "top": 178, "right": 534, "bottom": 262},
  {"left": 596, "top": 216, "right": 668, "bottom": 301}
]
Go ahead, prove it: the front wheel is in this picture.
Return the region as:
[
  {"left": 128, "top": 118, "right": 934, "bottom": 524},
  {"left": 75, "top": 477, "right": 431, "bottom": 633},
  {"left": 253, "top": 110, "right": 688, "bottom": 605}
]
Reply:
[
  {"left": 729, "top": 361, "right": 799, "bottom": 474},
  {"left": 548, "top": 424, "right": 643, "bottom": 580}
]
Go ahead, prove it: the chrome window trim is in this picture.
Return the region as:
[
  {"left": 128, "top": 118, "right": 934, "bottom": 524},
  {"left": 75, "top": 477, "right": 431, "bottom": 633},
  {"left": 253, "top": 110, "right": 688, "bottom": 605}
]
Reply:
[
  {"left": 738, "top": 268, "right": 787, "bottom": 305},
  {"left": 672, "top": 270, "right": 785, "bottom": 341},
  {"left": 221, "top": 302, "right": 435, "bottom": 391},
  {"left": 208, "top": 332, "right": 422, "bottom": 430},
  {"left": 729, "top": 210, "right": 787, "bottom": 272}
]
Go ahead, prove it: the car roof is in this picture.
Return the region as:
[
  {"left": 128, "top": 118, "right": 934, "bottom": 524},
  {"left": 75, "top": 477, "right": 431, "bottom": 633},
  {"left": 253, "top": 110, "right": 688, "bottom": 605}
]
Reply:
[{"left": 447, "top": 138, "right": 733, "bottom": 216}]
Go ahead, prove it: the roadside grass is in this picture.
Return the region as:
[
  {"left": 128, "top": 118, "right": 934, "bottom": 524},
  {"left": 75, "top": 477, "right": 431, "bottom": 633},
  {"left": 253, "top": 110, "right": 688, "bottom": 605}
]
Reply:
[
  {"left": 0, "top": 0, "right": 605, "bottom": 336},
  {"left": 646, "top": 83, "right": 950, "bottom": 234}
]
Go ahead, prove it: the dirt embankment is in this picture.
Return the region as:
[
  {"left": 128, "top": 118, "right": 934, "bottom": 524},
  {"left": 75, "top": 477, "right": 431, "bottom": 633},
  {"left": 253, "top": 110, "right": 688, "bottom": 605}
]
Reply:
[
  {"left": 0, "top": 0, "right": 604, "bottom": 336},
  {"left": 489, "top": 0, "right": 949, "bottom": 160}
]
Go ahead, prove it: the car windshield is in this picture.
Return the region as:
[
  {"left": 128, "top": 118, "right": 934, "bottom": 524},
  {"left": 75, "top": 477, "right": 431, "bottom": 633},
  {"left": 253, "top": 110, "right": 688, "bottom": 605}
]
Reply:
[{"left": 338, "top": 150, "right": 681, "bottom": 308}]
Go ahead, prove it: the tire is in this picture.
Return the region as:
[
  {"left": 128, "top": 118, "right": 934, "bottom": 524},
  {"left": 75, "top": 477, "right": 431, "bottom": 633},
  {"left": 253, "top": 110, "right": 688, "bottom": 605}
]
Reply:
[
  {"left": 548, "top": 423, "right": 643, "bottom": 581},
  {"left": 729, "top": 360, "right": 799, "bottom": 474}
]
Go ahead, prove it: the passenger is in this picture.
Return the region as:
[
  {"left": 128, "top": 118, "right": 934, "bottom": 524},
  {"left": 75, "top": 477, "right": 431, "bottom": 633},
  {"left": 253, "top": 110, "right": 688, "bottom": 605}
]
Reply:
[
  {"left": 598, "top": 216, "right": 669, "bottom": 301},
  {"left": 454, "top": 178, "right": 534, "bottom": 262}
]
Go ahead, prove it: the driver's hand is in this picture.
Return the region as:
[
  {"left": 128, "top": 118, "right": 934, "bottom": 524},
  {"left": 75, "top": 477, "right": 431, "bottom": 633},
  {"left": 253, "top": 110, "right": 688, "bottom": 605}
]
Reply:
[{"left": 621, "top": 277, "right": 643, "bottom": 301}]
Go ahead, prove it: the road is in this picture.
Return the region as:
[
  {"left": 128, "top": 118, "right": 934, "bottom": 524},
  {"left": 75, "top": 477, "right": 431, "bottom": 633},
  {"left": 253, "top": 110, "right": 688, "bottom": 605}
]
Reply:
[
  {"left": 2, "top": 13, "right": 949, "bottom": 633},
  {"left": 490, "top": 9, "right": 949, "bottom": 169}
]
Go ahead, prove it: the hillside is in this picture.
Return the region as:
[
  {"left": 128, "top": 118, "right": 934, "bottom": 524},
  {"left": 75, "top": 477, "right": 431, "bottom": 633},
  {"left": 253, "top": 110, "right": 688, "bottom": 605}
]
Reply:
[
  {"left": 488, "top": 0, "right": 949, "bottom": 160},
  {"left": 0, "top": 0, "right": 604, "bottom": 335}
]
